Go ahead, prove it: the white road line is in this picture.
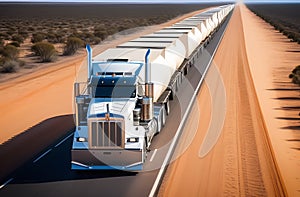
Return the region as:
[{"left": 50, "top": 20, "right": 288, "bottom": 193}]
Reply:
[
  {"left": 149, "top": 9, "right": 233, "bottom": 197},
  {"left": 0, "top": 132, "right": 73, "bottom": 189},
  {"left": 150, "top": 149, "right": 158, "bottom": 162},
  {"left": 55, "top": 132, "right": 73, "bottom": 148},
  {"left": 0, "top": 178, "right": 14, "bottom": 190},
  {"left": 33, "top": 148, "right": 52, "bottom": 163}
]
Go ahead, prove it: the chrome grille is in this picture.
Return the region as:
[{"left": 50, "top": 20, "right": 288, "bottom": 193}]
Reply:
[{"left": 90, "top": 121, "right": 123, "bottom": 148}]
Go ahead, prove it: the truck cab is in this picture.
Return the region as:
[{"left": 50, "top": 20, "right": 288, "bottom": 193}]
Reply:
[{"left": 71, "top": 48, "right": 161, "bottom": 171}]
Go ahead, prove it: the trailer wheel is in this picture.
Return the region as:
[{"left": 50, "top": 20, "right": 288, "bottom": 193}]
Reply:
[{"left": 184, "top": 66, "right": 188, "bottom": 75}]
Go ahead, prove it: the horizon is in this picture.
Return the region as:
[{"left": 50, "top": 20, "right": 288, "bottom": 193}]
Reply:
[{"left": 0, "top": 0, "right": 299, "bottom": 4}]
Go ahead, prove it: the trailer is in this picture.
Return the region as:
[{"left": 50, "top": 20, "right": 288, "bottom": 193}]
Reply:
[{"left": 71, "top": 4, "right": 234, "bottom": 171}]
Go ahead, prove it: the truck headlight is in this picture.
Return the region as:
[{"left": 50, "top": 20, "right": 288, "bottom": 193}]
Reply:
[
  {"left": 127, "top": 138, "right": 139, "bottom": 143},
  {"left": 77, "top": 137, "right": 87, "bottom": 142}
]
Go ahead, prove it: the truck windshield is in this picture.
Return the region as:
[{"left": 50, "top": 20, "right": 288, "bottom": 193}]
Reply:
[{"left": 92, "top": 85, "right": 136, "bottom": 98}]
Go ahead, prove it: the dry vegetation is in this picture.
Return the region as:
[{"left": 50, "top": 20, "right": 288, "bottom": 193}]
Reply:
[
  {"left": 289, "top": 65, "right": 300, "bottom": 86},
  {"left": 0, "top": 3, "right": 218, "bottom": 74},
  {"left": 246, "top": 3, "right": 300, "bottom": 44},
  {"left": 247, "top": 3, "right": 300, "bottom": 117}
]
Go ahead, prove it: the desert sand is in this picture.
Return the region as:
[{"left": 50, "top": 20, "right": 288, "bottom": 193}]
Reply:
[
  {"left": 158, "top": 4, "right": 292, "bottom": 196},
  {"left": 241, "top": 4, "right": 300, "bottom": 196}
]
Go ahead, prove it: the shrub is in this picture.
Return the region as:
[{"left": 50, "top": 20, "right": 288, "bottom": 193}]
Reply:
[
  {"left": 28, "top": 26, "right": 35, "bottom": 31},
  {"left": 0, "top": 32, "right": 8, "bottom": 38},
  {"left": 51, "top": 31, "right": 66, "bottom": 43},
  {"left": 7, "top": 30, "right": 15, "bottom": 36},
  {"left": 2, "top": 45, "right": 19, "bottom": 60},
  {"left": 45, "top": 32, "right": 55, "bottom": 41},
  {"left": 292, "top": 65, "right": 300, "bottom": 74},
  {"left": 56, "top": 35, "right": 66, "bottom": 44},
  {"left": 1, "top": 32, "right": 11, "bottom": 40},
  {"left": 31, "top": 33, "right": 45, "bottom": 43},
  {"left": 63, "top": 37, "right": 84, "bottom": 56},
  {"left": 107, "top": 27, "right": 118, "bottom": 35},
  {"left": 9, "top": 41, "right": 20, "bottom": 47},
  {"left": 81, "top": 32, "right": 94, "bottom": 41},
  {"left": 289, "top": 65, "right": 300, "bottom": 85},
  {"left": 31, "top": 42, "right": 56, "bottom": 62},
  {"left": 91, "top": 36, "right": 101, "bottom": 45},
  {"left": 70, "top": 31, "right": 81, "bottom": 39},
  {"left": 94, "top": 30, "right": 108, "bottom": 40},
  {"left": 12, "top": 34, "right": 24, "bottom": 44},
  {"left": 19, "top": 30, "right": 29, "bottom": 38},
  {"left": 0, "top": 58, "right": 19, "bottom": 73},
  {"left": 117, "top": 25, "right": 128, "bottom": 32},
  {"left": 291, "top": 75, "right": 300, "bottom": 84},
  {"left": 83, "top": 36, "right": 100, "bottom": 45}
]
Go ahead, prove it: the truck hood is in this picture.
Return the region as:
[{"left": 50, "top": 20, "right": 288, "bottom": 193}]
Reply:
[{"left": 88, "top": 98, "right": 136, "bottom": 118}]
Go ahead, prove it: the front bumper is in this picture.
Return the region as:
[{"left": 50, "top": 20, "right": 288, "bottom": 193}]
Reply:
[{"left": 71, "top": 149, "right": 143, "bottom": 171}]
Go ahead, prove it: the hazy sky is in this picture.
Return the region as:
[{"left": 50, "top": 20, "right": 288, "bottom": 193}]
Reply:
[{"left": 0, "top": 0, "right": 299, "bottom": 3}]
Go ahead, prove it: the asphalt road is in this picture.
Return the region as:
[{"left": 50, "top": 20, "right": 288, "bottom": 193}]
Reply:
[{"left": 0, "top": 11, "right": 233, "bottom": 197}]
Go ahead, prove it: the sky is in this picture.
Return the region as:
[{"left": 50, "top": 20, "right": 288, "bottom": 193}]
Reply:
[{"left": 0, "top": 0, "right": 299, "bottom": 3}]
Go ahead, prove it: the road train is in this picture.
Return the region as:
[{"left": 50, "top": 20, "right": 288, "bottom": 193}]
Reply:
[{"left": 71, "top": 4, "right": 234, "bottom": 170}]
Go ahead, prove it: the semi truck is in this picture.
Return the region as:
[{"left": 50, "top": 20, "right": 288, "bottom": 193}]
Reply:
[{"left": 71, "top": 4, "right": 234, "bottom": 171}]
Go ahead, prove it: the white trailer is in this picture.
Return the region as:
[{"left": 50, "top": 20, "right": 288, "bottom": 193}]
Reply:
[
  {"left": 71, "top": 4, "right": 234, "bottom": 171},
  {"left": 174, "top": 20, "right": 209, "bottom": 40}
]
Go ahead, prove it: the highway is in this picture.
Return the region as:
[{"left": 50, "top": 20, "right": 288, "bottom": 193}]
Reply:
[{"left": 0, "top": 10, "right": 233, "bottom": 197}]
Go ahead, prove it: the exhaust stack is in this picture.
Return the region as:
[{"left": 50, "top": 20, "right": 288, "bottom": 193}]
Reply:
[
  {"left": 144, "top": 48, "right": 153, "bottom": 98},
  {"left": 145, "top": 48, "right": 151, "bottom": 84},
  {"left": 141, "top": 49, "right": 154, "bottom": 122},
  {"left": 86, "top": 44, "right": 92, "bottom": 80}
]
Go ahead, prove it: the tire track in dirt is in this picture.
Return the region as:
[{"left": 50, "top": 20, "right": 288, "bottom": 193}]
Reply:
[
  {"left": 236, "top": 49, "right": 267, "bottom": 196},
  {"left": 230, "top": 6, "right": 285, "bottom": 196}
]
